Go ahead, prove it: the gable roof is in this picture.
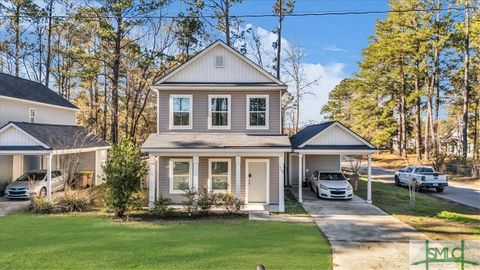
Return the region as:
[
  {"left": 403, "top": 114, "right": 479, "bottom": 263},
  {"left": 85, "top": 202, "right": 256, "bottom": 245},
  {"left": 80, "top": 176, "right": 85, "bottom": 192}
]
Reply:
[
  {"left": 0, "top": 73, "right": 78, "bottom": 109},
  {"left": 290, "top": 121, "right": 377, "bottom": 150},
  {"left": 153, "top": 40, "right": 286, "bottom": 88},
  {"left": 0, "top": 122, "right": 108, "bottom": 151}
]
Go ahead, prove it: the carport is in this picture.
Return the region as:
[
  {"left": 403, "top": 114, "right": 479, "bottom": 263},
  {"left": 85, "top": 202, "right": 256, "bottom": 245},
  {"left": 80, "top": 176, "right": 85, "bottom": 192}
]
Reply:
[
  {"left": 288, "top": 121, "right": 378, "bottom": 203},
  {"left": 0, "top": 122, "right": 109, "bottom": 200}
]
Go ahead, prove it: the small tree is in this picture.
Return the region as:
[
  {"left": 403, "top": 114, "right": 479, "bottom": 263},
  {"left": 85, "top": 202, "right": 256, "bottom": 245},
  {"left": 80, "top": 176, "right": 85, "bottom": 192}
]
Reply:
[{"left": 103, "top": 140, "right": 145, "bottom": 219}]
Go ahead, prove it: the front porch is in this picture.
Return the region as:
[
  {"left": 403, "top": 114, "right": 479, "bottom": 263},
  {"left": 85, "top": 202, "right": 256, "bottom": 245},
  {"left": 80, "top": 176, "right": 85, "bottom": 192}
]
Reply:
[{"left": 146, "top": 152, "right": 287, "bottom": 212}]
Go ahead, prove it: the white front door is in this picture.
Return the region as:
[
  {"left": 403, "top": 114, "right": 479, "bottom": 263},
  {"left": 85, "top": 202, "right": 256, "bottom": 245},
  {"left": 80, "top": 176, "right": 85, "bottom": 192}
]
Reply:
[{"left": 247, "top": 160, "right": 268, "bottom": 203}]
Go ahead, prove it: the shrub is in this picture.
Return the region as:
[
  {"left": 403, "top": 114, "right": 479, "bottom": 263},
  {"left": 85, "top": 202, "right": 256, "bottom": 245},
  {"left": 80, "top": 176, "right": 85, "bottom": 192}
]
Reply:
[
  {"left": 30, "top": 196, "right": 54, "bottom": 214},
  {"left": 196, "top": 187, "right": 216, "bottom": 215},
  {"left": 104, "top": 140, "right": 146, "bottom": 219},
  {"left": 129, "top": 189, "right": 148, "bottom": 211},
  {"left": 216, "top": 192, "right": 243, "bottom": 214},
  {"left": 152, "top": 194, "right": 174, "bottom": 217},
  {"left": 184, "top": 189, "right": 198, "bottom": 215},
  {"left": 58, "top": 191, "right": 93, "bottom": 212}
]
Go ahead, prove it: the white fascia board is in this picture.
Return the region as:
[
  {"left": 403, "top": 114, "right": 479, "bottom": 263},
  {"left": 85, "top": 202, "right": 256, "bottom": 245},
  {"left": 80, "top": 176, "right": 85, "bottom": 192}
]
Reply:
[
  {"left": 141, "top": 148, "right": 291, "bottom": 155},
  {"left": 0, "top": 150, "right": 52, "bottom": 155},
  {"left": 52, "top": 146, "right": 110, "bottom": 155},
  {"left": 152, "top": 85, "right": 287, "bottom": 91},
  {"left": 0, "top": 95, "right": 79, "bottom": 111},
  {"left": 293, "top": 149, "right": 379, "bottom": 155}
]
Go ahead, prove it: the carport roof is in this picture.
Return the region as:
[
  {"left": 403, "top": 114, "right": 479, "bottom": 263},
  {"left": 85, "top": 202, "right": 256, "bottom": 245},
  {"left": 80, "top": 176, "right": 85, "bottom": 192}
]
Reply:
[
  {"left": 290, "top": 121, "right": 335, "bottom": 149},
  {"left": 0, "top": 122, "right": 109, "bottom": 152}
]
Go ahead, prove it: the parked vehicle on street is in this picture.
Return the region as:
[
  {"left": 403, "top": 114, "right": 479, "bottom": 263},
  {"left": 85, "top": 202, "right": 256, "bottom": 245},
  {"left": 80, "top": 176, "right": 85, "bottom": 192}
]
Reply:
[
  {"left": 309, "top": 171, "right": 353, "bottom": 199},
  {"left": 4, "top": 170, "right": 64, "bottom": 199},
  {"left": 394, "top": 166, "right": 448, "bottom": 192}
]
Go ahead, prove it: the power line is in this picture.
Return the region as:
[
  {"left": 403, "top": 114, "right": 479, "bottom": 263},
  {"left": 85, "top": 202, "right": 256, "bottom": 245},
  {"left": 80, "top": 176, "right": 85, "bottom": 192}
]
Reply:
[{"left": 0, "top": 7, "right": 471, "bottom": 20}]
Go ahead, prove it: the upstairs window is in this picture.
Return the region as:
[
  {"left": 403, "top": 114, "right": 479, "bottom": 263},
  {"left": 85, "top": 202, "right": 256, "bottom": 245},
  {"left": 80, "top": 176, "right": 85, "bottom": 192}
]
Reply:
[
  {"left": 247, "top": 95, "right": 269, "bottom": 129},
  {"left": 215, "top": 55, "right": 224, "bottom": 68},
  {"left": 29, "top": 108, "right": 36, "bottom": 123},
  {"left": 209, "top": 95, "right": 230, "bottom": 129},
  {"left": 170, "top": 95, "right": 192, "bottom": 129}
]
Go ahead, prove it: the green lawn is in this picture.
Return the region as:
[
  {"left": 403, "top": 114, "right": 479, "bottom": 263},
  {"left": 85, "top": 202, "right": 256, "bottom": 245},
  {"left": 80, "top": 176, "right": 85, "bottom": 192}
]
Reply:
[
  {"left": 0, "top": 213, "right": 331, "bottom": 269},
  {"left": 356, "top": 179, "right": 480, "bottom": 240}
]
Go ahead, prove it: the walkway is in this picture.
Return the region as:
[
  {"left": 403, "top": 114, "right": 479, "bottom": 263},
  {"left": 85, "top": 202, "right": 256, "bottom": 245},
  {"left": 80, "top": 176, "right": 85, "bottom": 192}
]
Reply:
[
  {"left": 291, "top": 188, "right": 427, "bottom": 270},
  {"left": 0, "top": 197, "right": 29, "bottom": 217}
]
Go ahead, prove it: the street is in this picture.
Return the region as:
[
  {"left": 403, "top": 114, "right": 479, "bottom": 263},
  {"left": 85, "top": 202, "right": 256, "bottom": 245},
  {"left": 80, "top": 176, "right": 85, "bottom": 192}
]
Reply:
[{"left": 358, "top": 165, "right": 480, "bottom": 209}]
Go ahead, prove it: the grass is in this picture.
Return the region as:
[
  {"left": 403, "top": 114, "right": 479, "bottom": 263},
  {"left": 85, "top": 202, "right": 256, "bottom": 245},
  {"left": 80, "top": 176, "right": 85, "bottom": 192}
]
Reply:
[
  {"left": 0, "top": 213, "right": 331, "bottom": 269},
  {"left": 274, "top": 189, "right": 309, "bottom": 217},
  {"left": 356, "top": 179, "right": 480, "bottom": 240},
  {"left": 371, "top": 152, "right": 432, "bottom": 171}
]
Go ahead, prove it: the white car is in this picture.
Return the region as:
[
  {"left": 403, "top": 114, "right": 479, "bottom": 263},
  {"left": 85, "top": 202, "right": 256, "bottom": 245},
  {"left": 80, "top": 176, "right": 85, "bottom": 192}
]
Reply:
[
  {"left": 4, "top": 170, "right": 64, "bottom": 199},
  {"left": 309, "top": 171, "right": 353, "bottom": 200},
  {"left": 394, "top": 166, "right": 448, "bottom": 192}
]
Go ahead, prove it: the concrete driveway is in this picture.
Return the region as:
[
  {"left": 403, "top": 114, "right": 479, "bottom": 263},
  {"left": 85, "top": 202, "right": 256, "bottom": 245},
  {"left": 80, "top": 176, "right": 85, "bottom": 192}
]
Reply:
[
  {"left": 0, "top": 197, "right": 30, "bottom": 217},
  {"left": 291, "top": 188, "right": 427, "bottom": 270}
]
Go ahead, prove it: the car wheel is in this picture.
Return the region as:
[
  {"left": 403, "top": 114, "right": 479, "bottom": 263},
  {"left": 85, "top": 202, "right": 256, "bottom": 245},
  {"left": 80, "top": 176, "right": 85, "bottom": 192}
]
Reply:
[
  {"left": 309, "top": 182, "right": 314, "bottom": 192},
  {"left": 436, "top": 188, "right": 444, "bottom": 193},
  {"left": 394, "top": 176, "right": 400, "bottom": 186},
  {"left": 39, "top": 187, "right": 47, "bottom": 197}
]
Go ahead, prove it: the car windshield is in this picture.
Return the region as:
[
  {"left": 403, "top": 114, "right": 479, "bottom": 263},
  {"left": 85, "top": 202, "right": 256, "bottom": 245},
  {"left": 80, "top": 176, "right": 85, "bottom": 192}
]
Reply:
[
  {"left": 319, "top": 173, "right": 346, "bottom": 181},
  {"left": 17, "top": 172, "right": 46, "bottom": 181},
  {"left": 417, "top": 167, "right": 434, "bottom": 173}
]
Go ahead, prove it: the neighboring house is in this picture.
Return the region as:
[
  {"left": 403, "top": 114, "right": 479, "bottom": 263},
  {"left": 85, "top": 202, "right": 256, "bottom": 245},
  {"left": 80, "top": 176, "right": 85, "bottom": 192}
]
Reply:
[
  {"left": 0, "top": 73, "right": 109, "bottom": 197},
  {"left": 142, "top": 41, "right": 377, "bottom": 212}
]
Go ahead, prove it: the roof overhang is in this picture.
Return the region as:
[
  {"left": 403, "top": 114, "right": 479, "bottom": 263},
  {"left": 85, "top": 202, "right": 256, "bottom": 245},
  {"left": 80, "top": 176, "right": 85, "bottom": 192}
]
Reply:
[
  {"left": 152, "top": 84, "right": 287, "bottom": 91},
  {"left": 0, "top": 95, "right": 79, "bottom": 111},
  {"left": 142, "top": 147, "right": 291, "bottom": 154},
  {"left": 292, "top": 149, "right": 379, "bottom": 155}
]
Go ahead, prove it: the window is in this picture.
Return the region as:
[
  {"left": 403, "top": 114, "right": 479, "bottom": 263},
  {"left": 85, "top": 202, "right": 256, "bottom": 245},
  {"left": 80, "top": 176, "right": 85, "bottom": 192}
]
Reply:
[
  {"left": 247, "top": 95, "right": 269, "bottom": 129},
  {"left": 208, "top": 159, "right": 231, "bottom": 192},
  {"left": 170, "top": 95, "right": 192, "bottom": 129},
  {"left": 169, "top": 159, "right": 192, "bottom": 194},
  {"left": 208, "top": 95, "right": 231, "bottom": 129},
  {"left": 215, "top": 55, "right": 224, "bottom": 68},
  {"left": 29, "top": 108, "right": 36, "bottom": 123}
]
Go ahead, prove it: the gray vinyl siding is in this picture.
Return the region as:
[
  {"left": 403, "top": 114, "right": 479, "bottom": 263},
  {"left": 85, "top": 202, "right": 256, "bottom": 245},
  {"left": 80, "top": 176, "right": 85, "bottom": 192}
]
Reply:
[
  {"left": 158, "top": 90, "right": 281, "bottom": 134},
  {"left": 156, "top": 156, "right": 279, "bottom": 205}
]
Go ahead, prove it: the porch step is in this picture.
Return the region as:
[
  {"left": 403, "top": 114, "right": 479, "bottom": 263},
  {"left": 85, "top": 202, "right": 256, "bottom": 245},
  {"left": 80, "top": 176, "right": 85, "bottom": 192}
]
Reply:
[{"left": 248, "top": 210, "right": 270, "bottom": 220}]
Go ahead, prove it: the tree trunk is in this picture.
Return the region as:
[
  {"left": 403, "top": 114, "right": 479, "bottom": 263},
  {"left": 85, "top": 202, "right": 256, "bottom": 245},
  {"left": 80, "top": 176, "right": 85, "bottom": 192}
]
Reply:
[
  {"left": 14, "top": 5, "right": 20, "bottom": 77},
  {"left": 276, "top": 0, "right": 283, "bottom": 80},
  {"left": 415, "top": 73, "right": 422, "bottom": 161},
  {"left": 461, "top": 3, "right": 471, "bottom": 158},
  {"left": 45, "top": 0, "right": 54, "bottom": 87},
  {"left": 224, "top": 1, "right": 230, "bottom": 46},
  {"left": 110, "top": 13, "right": 122, "bottom": 145}
]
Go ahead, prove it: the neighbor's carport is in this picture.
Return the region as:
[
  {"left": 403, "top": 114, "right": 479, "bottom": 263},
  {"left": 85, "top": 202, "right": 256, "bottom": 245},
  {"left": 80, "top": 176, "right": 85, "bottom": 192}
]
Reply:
[
  {"left": 0, "top": 122, "right": 109, "bottom": 200},
  {"left": 288, "top": 122, "right": 378, "bottom": 203}
]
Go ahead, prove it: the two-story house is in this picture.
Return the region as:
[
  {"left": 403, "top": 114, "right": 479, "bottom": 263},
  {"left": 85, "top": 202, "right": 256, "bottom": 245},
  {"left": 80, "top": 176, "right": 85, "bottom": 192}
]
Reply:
[
  {"left": 142, "top": 41, "right": 378, "bottom": 211},
  {"left": 0, "top": 73, "right": 109, "bottom": 198}
]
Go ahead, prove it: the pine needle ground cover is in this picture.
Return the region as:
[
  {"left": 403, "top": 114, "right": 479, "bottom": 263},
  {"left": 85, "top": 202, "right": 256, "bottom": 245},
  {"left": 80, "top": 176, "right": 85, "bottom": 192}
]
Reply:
[{"left": 0, "top": 213, "right": 331, "bottom": 269}]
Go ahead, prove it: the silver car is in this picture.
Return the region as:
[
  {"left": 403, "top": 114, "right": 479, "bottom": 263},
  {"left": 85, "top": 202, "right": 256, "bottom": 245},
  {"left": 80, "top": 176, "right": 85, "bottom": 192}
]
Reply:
[{"left": 4, "top": 170, "right": 64, "bottom": 199}]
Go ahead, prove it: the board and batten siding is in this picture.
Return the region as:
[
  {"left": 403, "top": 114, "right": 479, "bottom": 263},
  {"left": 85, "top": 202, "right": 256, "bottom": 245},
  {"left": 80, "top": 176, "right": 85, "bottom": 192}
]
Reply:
[
  {"left": 0, "top": 97, "right": 76, "bottom": 127},
  {"left": 156, "top": 156, "right": 279, "bottom": 205},
  {"left": 307, "top": 125, "right": 364, "bottom": 145},
  {"left": 167, "top": 45, "right": 273, "bottom": 83},
  {"left": 157, "top": 90, "right": 281, "bottom": 134}
]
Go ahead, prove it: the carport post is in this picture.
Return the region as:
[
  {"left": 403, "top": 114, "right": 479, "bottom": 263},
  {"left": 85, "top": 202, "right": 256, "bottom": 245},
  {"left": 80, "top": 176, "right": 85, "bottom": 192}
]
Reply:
[
  {"left": 367, "top": 154, "right": 372, "bottom": 203},
  {"left": 298, "top": 154, "right": 303, "bottom": 203},
  {"left": 46, "top": 153, "right": 52, "bottom": 201},
  {"left": 148, "top": 155, "right": 156, "bottom": 209}
]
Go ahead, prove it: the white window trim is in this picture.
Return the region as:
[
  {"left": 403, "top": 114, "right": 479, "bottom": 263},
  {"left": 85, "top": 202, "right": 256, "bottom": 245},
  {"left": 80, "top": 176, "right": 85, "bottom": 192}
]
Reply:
[
  {"left": 169, "top": 95, "right": 193, "bottom": 130},
  {"left": 246, "top": 95, "right": 269, "bottom": 130},
  {"left": 169, "top": 158, "right": 192, "bottom": 194},
  {"left": 208, "top": 158, "right": 231, "bottom": 193},
  {"left": 214, "top": 55, "right": 224, "bottom": 68},
  {"left": 208, "top": 94, "right": 231, "bottom": 130},
  {"left": 29, "top": 108, "right": 36, "bottom": 123}
]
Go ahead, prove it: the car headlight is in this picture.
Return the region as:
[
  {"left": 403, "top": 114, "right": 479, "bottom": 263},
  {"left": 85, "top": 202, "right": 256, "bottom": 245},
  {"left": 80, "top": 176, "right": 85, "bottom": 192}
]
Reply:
[
  {"left": 347, "top": 185, "right": 352, "bottom": 191},
  {"left": 319, "top": 184, "right": 329, "bottom": 190}
]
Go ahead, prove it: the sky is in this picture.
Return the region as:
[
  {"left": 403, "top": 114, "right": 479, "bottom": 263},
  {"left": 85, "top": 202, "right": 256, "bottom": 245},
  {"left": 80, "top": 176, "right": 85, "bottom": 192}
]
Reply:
[{"left": 172, "top": 0, "right": 390, "bottom": 125}]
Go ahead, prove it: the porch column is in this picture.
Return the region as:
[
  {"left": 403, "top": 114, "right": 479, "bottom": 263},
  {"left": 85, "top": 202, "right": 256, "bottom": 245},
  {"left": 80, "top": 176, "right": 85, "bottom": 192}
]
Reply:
[
  {"left": 279, "top": 154, "right": 285, "bottom": 212},
  {"left": 235, "top": 156, "right": 241, "bottom": 199},
  {"left": 298, "top": 154, "right": 303, "bottom": 203},
  {"left": 46, "top": 153, "right": 52, "bottom": 201},
  {"left": 148, "top": 155, "right": 155, "bottom": 209},
  {"left": 193, "top": 156, "right": 199, "bottom": 191},
  {"left": 367, "top": 154, "right": 372, "bottom": 204}
]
